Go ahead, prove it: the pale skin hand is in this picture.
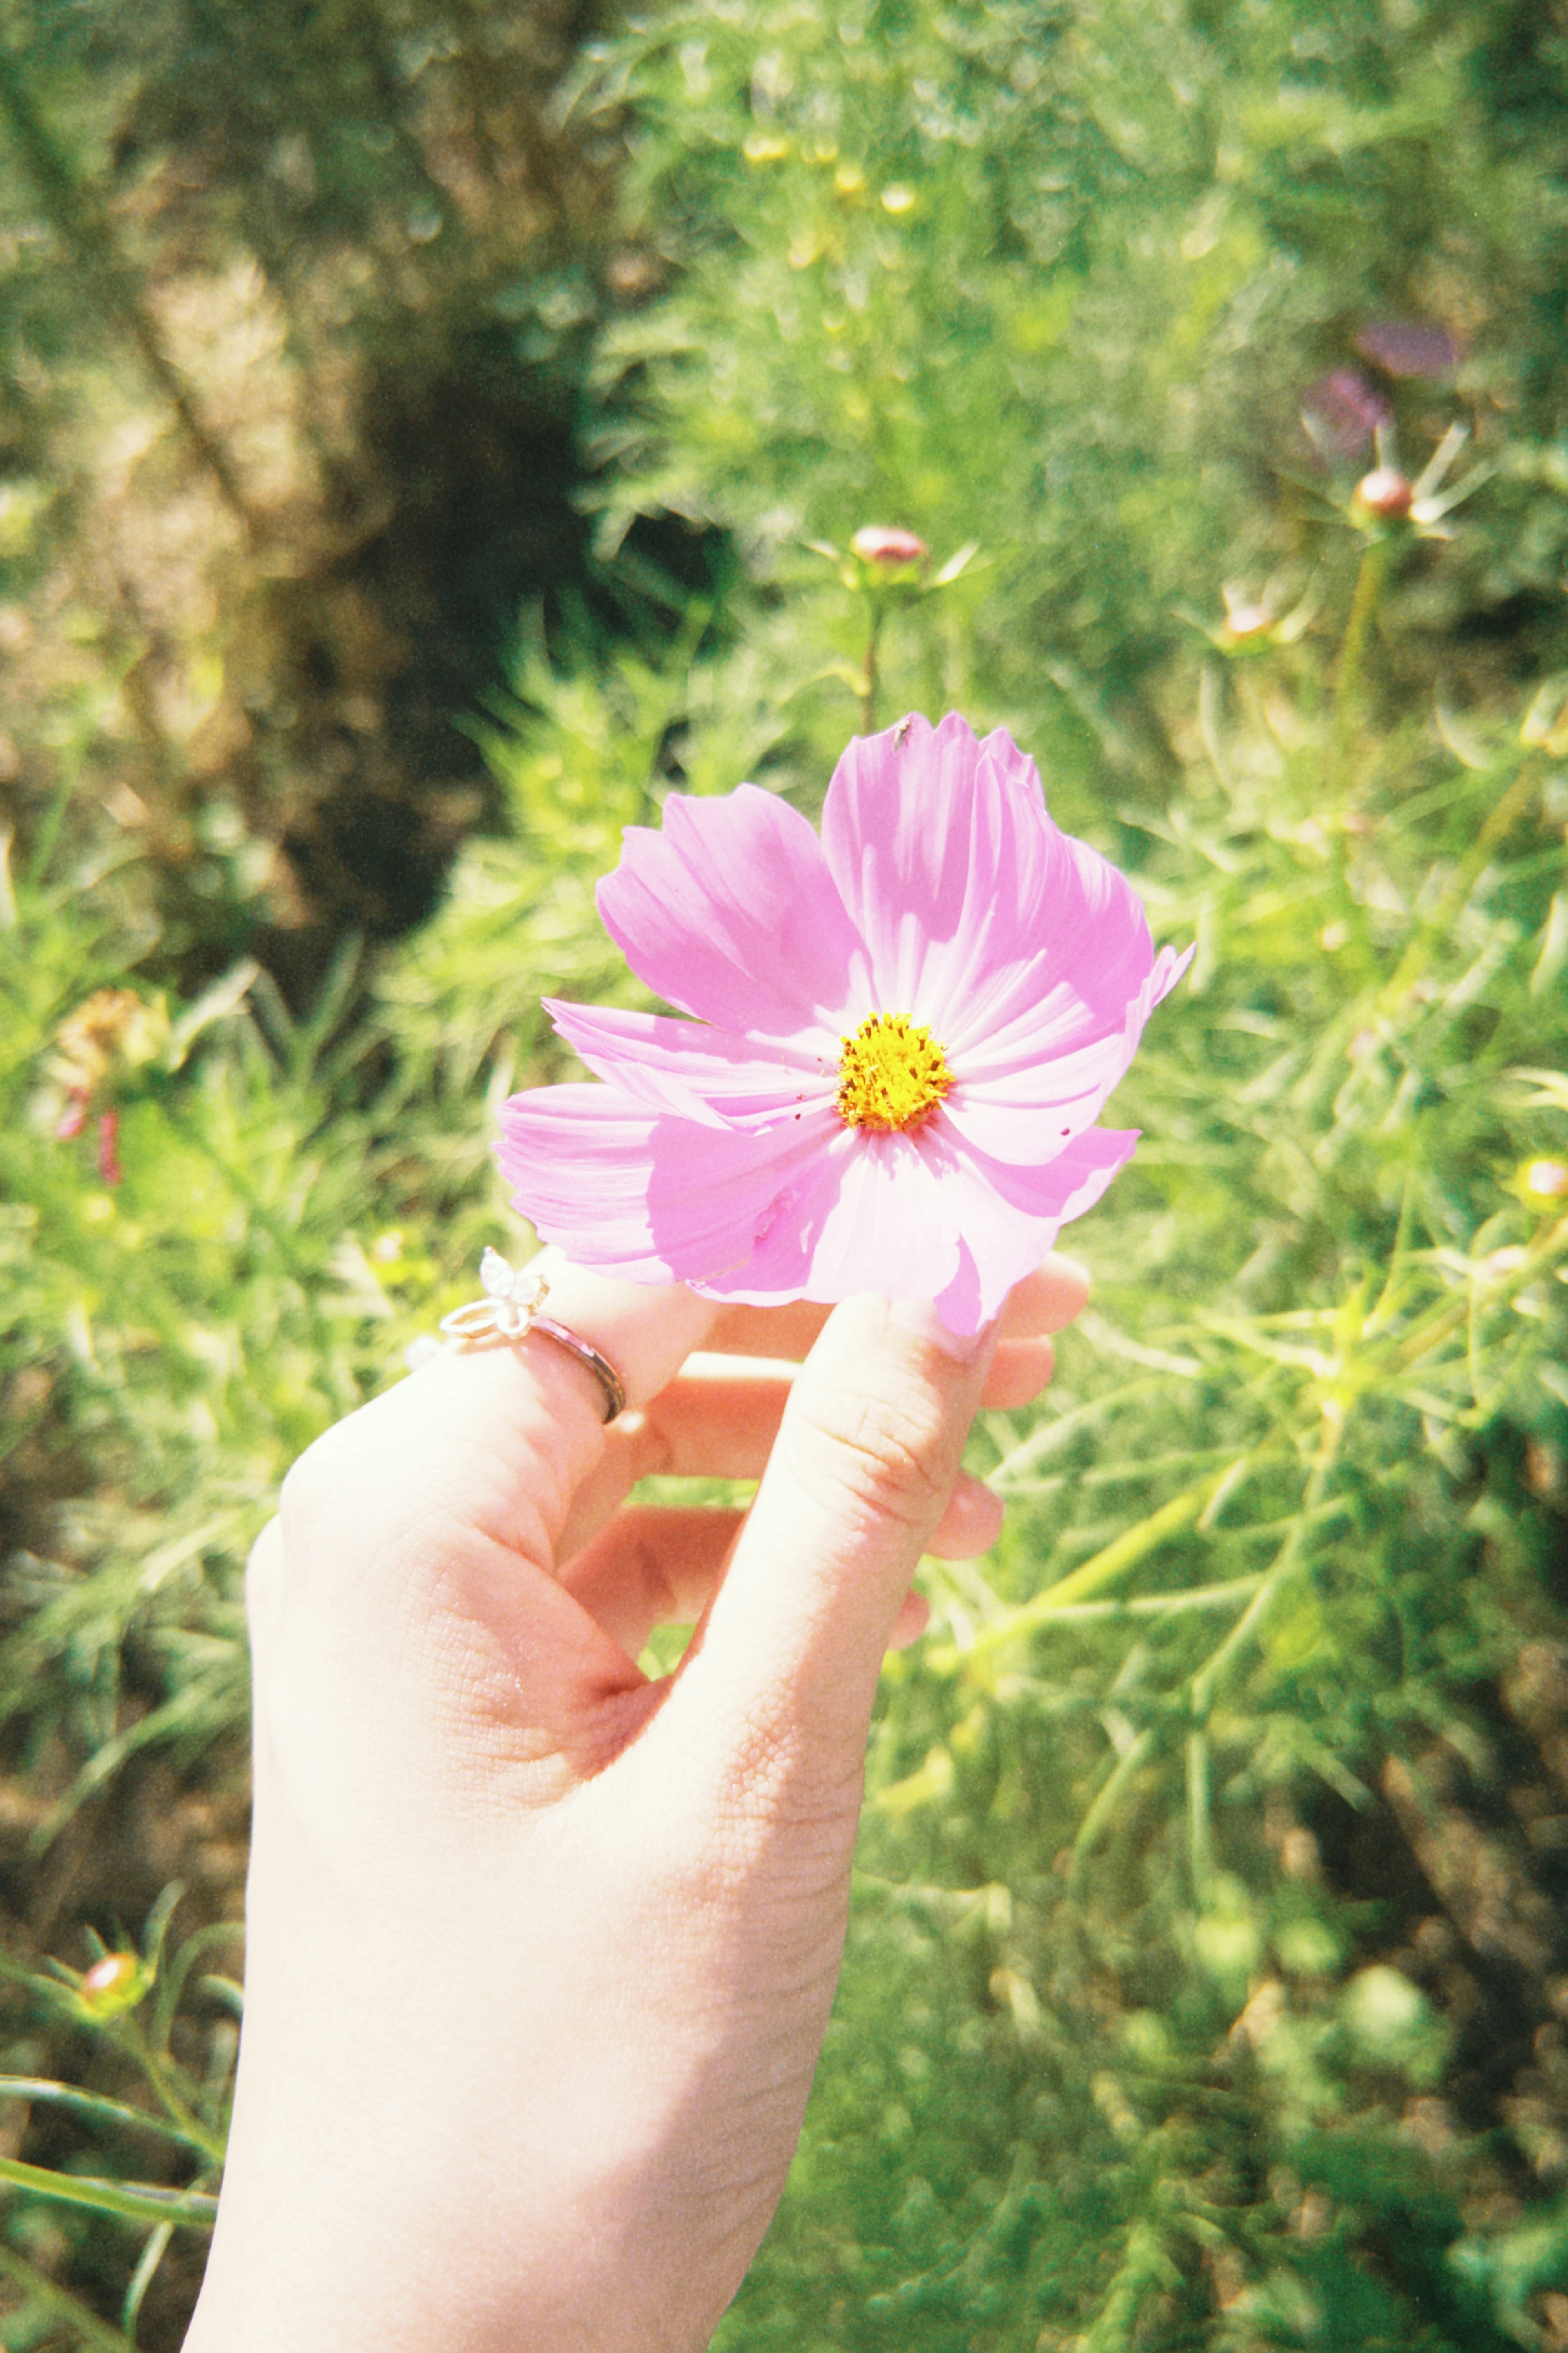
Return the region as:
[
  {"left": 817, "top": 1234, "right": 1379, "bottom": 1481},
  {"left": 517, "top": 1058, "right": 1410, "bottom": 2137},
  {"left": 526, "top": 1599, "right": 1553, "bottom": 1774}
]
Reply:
[{"left": 183, "top": 1251, "right": 1089, "bottom": 2353}]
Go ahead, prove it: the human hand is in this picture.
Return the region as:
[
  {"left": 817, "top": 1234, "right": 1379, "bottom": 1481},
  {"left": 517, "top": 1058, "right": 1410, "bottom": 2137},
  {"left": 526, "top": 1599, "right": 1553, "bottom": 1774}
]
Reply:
[{"left": 184, "top": 1253, "right": 1088, "bottom": 2353}]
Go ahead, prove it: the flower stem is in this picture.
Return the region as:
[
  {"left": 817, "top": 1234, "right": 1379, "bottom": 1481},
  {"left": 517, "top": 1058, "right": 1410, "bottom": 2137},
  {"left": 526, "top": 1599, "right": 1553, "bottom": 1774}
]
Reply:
[
  {"left": 1335, "top": 537, "right": 1389, "bottom": 758},
  {"left": 1186, "top": 1728, "right": 1214, "bottom": 1900},
  {"left": 1326, "top": 538, "right": 1392, "bottom": 963},
  {"left": 861, "top": 599, "right": 884, "bottom": 734},
  {"left": 1381, "top": 752, "right": 1544, "bottom": 1004},
  {"left": 112, "top": 2019, "right": 227, "bottom": 2165}
]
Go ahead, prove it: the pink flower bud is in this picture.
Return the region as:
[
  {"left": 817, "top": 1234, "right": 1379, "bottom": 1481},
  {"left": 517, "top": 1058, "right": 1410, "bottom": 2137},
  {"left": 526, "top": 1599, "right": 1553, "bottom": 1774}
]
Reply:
[
  {"left": 79, "top": 1951, "right": 150, "bottom": 2018},
  {"left": 850, "top": 526, "right": 929, "bottom": 567},
  {"left": 1354, "top": 467, "right": 1414, "bottom": 520},
  {"left": 1218, "top": 602, "right": 1273, "bottom": 647}
]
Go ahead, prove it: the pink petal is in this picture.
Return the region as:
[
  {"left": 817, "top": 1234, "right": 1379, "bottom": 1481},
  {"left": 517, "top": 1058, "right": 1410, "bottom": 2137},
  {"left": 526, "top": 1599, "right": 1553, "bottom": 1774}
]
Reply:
[
  {"left": 943, "top": 1061, "right": 1129, "bottom": 1161},
  {"left": 497, "top": 1083, "right": 836, "bottom": 1284},
  {"left": 695, "top": 1115, "right": 1142, "bottom": 1328},
  {"left": 942, "top": 836, "right": 1159, "bottom": 1064},
  {"left": 1148, "top": 941, "right": 1196, "bottom": 1008},
  {"left": 943, "top": 941, "right": 1192, "bottom": 1161},
  {"left": 960, "top": 1123, "right": 1141, "bottom": 1222},
  {"left": 597, "top": 786, "right": 869, "bottom": 1044},
  {"left": 820, "top": 714, "right": 1051, "bottom": 1027},
  {"left": 950, "top": 979, "right": 1124, "bottom": 1084},
  {"left": 820, "top": 717, "right": 1164, "bottom": 1067},
  {"left": 695, "top": 1125, "right": 962, "bottom": 1306},
  {"left": 545, "top": 1000, "right": 833, "bottom": 1130},
  {"left": 931, "top": 1127, "right": 1143, "bottom": 1329}
]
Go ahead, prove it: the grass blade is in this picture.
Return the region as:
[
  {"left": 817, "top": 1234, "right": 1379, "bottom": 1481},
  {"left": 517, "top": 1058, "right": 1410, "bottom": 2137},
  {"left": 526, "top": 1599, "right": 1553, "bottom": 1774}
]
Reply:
[{"left": 0, "top": 2155, "right": 217, "bottom": 2231}]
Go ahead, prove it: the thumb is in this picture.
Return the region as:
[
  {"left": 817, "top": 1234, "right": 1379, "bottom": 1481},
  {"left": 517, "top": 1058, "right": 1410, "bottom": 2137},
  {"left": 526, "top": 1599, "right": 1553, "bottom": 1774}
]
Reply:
[{"left": 672, "top": 1293, "right": 997, "bottom": 1795}]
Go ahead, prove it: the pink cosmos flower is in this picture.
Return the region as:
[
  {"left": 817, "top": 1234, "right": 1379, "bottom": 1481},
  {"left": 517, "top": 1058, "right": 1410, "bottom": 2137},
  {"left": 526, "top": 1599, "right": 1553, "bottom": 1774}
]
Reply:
[{"left": 497, "top": 712, "right": 1190, "bottom": 1333}]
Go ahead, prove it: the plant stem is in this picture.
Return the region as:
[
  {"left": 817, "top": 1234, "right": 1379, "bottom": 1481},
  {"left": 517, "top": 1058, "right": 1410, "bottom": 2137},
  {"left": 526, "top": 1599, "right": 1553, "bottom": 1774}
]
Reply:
[
  {"left": 1187, "top": 1728, "right": 1214, "bottom": 1899},
  {"left": 0, "top": 2240, "right": 138, "bottom": 2351},
  {"left": 0, "top": 2077, "right": 213, "bottom": 2157},
  {"left": 861, "top": 599, "right": 884, "bottom": 734},
  {"left": 1326, "top": 538, "right": 1392, "bottom": 961},
  {"left": 1072, "top": 1726, "right": 1156, "bottom": 1863},
  {"left": 123, "top": 2221, "right": 174, "bottom": 2343},
  {"left": 1383, "top": 753, "right": 1544, "bottom": 1003},
  {"left": 1335, "top": 538, "right": 1389, "bottom": 737},
  {"left": 114, "top": 2023, "right": 227, "bottom": 2165},
  {"left": 934, "top": 1470, "right": 1236, "bottom": 1677},
  {"left": 1189, "top": 1433, "right": 1340, "bottom": 1724},
  {"left": 0, "top": 2156, "right": 216, "bottom": 2236}
]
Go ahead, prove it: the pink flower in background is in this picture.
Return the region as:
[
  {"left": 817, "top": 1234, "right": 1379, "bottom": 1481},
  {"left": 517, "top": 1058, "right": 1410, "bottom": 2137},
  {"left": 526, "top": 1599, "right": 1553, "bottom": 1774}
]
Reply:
[
  {"left": 1301, "top": 369, "right": 1393, "bottom": 460},
  {"left": 498, "top": 713, "right": 1190, "bottom": 1333},
  {"left": 1353, "top": 320, "right": 1461, "bottom": 380}
]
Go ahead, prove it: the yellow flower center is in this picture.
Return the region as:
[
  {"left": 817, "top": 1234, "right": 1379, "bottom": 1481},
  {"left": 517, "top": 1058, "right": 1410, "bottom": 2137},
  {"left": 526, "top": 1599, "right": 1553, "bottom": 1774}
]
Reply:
[{"left": 835, "top": 1013, "right": 954, "bottom": 1133}]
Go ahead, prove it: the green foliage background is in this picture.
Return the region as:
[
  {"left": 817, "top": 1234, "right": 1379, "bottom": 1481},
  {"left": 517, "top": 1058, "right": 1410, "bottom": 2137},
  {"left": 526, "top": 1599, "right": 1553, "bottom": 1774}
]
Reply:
[{"left": 3, "top": 0, "right": 1568, "bottom": 2344}]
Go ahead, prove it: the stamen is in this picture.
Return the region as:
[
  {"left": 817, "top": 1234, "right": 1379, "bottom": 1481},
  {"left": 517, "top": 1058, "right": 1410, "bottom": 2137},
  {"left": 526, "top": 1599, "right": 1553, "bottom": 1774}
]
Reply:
[{"left": 836, "top": 1013, "right": 954, "bottom": 1133}]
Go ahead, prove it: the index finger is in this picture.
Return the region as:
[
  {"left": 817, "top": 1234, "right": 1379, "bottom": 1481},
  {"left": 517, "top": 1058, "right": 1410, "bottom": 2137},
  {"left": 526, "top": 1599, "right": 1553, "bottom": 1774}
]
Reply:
[
  {"left": 261, "top": 1256, "right": 732, "bottom": 1783},
  {"left": 283, "top": 1252, "right": 722, "bottom": 1583}
]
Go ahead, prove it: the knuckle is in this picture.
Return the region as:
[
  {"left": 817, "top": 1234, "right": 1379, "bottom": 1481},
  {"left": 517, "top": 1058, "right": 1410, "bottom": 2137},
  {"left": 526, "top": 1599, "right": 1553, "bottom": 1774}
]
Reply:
[{"left": 788, "top": 1375, "right": 956, "bottom": 1533}]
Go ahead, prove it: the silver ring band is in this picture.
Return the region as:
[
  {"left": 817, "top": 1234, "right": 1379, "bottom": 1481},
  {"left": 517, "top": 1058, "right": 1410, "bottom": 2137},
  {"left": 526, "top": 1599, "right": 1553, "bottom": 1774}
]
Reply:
[
  {"left": 528, "top": 1318, "right": 626, "bottom": 1424},
  {"left": 437, "top": 1250, "right": 626, "bottom": 1423}
]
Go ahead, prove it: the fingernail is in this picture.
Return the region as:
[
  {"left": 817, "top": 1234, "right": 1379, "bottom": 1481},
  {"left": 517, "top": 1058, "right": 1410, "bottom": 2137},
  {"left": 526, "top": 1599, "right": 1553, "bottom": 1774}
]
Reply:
[{"left": 887, "top": 1296, "right": 995, "bottom": 1361}]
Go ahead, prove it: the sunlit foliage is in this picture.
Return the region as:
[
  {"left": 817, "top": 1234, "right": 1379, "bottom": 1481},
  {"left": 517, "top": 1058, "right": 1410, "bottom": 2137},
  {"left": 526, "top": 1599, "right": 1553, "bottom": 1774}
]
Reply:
[{"left": 3, "top": 0, "right": 1568, "bottom": 2344}]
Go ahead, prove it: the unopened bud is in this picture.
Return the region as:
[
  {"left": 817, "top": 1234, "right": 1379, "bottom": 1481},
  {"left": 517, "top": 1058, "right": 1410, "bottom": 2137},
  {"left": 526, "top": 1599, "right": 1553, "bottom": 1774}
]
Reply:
[
  {"left": 1354, "top": 467, "right": 1414, "bottom": 520},
  {"left": 78, "top": 1951, "right": 151, "bottom": 2019},
  {"left": 1523, "top": 1159, "right": 1568, "bottom": 1202},
  {"left": 850, "top": 526, "right": 928, "bottom": 567},
  {"left": 1221, "top": 602, "right": 1273, "bottom": 643}
]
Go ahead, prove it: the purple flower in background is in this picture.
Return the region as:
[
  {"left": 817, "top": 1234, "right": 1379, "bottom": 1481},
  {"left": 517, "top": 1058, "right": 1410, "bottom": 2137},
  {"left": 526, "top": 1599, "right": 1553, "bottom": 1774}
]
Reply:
[
  {"left": 1301, "top": 370, "right": 1394, "bottom": 461},
  {"left": 1353, "top": 321, "right": 1461, "bottom": 379}
]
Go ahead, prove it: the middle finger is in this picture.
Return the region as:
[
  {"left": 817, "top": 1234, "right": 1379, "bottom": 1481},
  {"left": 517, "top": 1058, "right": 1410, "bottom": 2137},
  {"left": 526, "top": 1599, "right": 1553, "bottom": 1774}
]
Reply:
[{"left": 554, "top": 1336, "right": 1053, "bottom": 1564}]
